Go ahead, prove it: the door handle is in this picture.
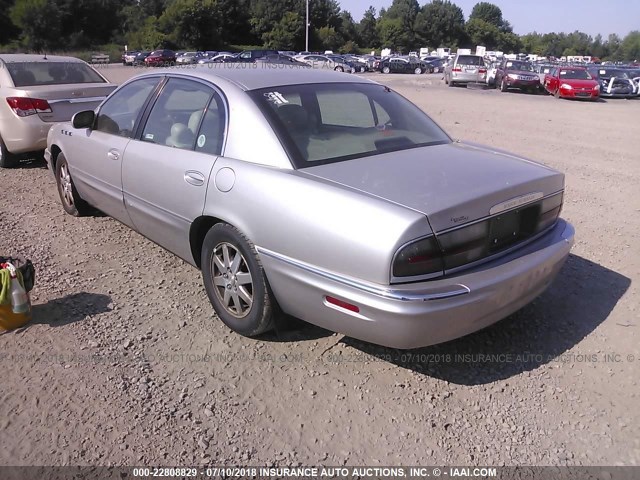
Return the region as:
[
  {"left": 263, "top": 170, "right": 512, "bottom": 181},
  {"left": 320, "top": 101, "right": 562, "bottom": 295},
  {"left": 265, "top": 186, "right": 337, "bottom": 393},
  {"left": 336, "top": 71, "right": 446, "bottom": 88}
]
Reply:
[
  {"left": 107, "top": 149, "right": 120, "bottom": 161},
  {"left": 184, "top": 170, "right": 205, "bottom": 186}
]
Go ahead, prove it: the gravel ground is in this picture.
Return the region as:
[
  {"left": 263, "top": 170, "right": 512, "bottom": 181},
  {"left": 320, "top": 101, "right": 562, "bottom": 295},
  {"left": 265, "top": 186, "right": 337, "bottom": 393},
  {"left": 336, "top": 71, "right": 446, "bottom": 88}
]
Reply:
[{"left": 0, "top": 66, "right": 638, "bottom": 467}]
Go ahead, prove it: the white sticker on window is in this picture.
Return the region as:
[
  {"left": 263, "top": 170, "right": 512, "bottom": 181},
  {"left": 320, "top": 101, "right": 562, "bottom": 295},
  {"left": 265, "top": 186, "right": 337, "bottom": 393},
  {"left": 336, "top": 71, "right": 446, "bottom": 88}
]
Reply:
[
  {"left": 600, "top": 70, "right": 606, "bottom": 75},
  {"left": 197, "top": 134, "right": 206, "bottom": 148},
  {"left": 560, "top": 70, "right": 567, "bottom": 75},
  {"left": 145, "top": 133, "right": 154, "bottom": 140},
  {"left": 264, "top": 92, "right": 289, "bottom": 105}
]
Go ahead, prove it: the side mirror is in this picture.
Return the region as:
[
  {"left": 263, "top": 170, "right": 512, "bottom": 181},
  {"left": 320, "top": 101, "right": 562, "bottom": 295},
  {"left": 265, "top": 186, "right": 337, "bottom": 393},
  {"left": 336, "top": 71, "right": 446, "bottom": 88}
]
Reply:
[{"left": 72, "top": 110, "right": 95, "bottom": 129}]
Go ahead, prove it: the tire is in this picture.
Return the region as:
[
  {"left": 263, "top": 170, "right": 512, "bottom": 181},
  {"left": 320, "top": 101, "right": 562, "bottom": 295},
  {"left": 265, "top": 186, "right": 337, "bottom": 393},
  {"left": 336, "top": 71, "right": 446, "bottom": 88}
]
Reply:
[
  {"left": 414, "top": 67, "right": 422, "bottom": 75},
  {"left": 0, "top": 134, "right": 18, "bottom": 168},
  {"left": 382, "top": 66, "right": 390, "bottom": 74},
  {"left": 55, "top": 153, "right": 91, "bottom": 216},
  {"left": 201, "top": 223, "right": 275, "bottom": 337},
  {"left": 500, "top": 78, "right": 508, "bottom": 92},
  {"left": 359, "top": 66, "right": 365, "bottom": 73},
  {"left": 334, "top": 66, "right": 344, "bottom": 72}
]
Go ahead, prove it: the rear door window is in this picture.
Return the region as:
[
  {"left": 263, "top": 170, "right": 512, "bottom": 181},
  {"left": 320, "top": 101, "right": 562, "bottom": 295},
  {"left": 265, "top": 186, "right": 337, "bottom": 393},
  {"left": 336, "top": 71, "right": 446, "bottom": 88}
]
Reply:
[{"left": 457, "top": 55, "right": 483, "bottom": 66}]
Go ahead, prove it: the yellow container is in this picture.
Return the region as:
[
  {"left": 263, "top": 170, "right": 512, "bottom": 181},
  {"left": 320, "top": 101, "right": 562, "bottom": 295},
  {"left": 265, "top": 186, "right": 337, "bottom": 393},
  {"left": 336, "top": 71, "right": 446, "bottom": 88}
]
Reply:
[{"left": 0, "top": 302, "right": 32, "bottom": 331}]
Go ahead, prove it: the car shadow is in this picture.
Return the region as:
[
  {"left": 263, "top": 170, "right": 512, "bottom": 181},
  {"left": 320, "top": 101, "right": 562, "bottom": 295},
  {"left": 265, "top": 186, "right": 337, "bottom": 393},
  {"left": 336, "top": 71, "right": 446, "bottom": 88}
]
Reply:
[
  {"left": 26, "top": 292, "right": 112, "bottom": 329},
  {"left": 339, "top": 254, "right": 630, "bottom": 385}
]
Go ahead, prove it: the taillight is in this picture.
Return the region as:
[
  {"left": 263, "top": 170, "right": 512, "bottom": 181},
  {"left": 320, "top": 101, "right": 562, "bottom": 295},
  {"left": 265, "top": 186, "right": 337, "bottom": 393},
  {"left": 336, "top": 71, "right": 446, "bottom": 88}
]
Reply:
[
  {"left": 392, "top": 236, "right": 444, "bottom": 278},
  {"left": 6, "top": 97, "right": 52, "bottom": 117},
  {"left": 536, "top": 192, "right": 563, "bottom": 232},
  {"left": 479, "top": 68, "right": 487, "bottom": 74},
  {"left": 452, "top": 67, "right": 461, "bottom": 72}
]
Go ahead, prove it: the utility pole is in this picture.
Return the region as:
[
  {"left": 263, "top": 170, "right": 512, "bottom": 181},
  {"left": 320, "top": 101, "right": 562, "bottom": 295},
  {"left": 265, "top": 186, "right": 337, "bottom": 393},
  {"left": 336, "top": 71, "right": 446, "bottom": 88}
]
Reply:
[{"left": 305, "top": 0, "right": 310, "bottom": 52}]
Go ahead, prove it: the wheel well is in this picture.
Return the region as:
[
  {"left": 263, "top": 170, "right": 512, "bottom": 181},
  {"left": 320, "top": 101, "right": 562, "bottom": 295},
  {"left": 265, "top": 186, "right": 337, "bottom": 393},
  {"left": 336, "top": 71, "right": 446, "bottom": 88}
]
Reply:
[
  {"left": 189, "top": 215, "right": 225, "bottom": 269},
  {"left": 50, "top": 144, "right": 62, "bottom": 170}
]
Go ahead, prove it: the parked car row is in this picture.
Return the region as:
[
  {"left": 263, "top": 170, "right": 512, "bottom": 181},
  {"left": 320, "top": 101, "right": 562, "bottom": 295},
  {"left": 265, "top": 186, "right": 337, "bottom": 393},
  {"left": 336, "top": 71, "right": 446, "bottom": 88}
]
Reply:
[{"left": 444, "top": 53, "right": 639, "bottom": 101}]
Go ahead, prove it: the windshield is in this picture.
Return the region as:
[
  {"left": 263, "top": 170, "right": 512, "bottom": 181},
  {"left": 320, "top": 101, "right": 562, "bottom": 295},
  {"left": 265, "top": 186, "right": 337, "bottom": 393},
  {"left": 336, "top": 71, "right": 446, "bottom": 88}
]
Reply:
[
  {"left": 250, "top": 83, "right": 451, "bottom": 168},
  {"left": 7, "top": 61, "right": 106, "bottom": 87},
  {"left": 599, "top": 69, "right": 629, "bottom": 79},
  {"left": 506, "top": 61, "right": 533, "bottom": 71},
  {"left": 559, "top": 69, "right": 592, "bottom": 80}
]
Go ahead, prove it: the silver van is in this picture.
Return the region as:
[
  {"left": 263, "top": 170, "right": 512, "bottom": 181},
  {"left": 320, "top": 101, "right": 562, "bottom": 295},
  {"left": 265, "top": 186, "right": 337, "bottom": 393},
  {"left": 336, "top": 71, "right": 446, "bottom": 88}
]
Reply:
[{"left": 444, "top": 54, "right": 487, "bottom": 86}]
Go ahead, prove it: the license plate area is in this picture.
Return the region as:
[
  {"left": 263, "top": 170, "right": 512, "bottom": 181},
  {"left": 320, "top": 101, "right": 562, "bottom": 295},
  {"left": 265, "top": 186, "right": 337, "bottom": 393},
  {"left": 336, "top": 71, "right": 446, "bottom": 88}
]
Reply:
[{"left": 488, "top": 204, "right": 540, "bottom": 253}]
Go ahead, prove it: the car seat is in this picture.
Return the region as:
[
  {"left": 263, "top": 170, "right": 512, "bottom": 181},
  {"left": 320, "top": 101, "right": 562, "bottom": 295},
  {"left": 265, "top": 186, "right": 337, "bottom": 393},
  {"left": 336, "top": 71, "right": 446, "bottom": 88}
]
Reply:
[{"left": 165, "top": 123, "right": 194, "bottom": 149}]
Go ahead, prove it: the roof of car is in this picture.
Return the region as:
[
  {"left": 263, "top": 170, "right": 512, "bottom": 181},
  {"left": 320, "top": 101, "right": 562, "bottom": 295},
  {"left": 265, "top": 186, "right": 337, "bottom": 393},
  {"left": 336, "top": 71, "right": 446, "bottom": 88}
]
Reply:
[
  {"left": 0, "top": 53, "right": 87, "bottom": 64},
  {"left": 143, "top": 65, "right": 374, "bottom": 91}
]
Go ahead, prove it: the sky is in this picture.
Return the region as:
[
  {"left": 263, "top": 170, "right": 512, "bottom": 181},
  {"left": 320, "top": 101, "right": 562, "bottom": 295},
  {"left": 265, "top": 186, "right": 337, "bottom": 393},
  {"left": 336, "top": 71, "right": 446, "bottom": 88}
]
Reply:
[{"left": 341, "top": 0, "right": 640, "bottom": 38}]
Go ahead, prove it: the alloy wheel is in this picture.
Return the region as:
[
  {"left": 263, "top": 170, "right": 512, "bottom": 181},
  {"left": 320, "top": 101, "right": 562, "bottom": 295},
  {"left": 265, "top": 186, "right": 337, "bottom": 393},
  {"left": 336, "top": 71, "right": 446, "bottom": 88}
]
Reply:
[
  {"left": 211, "top": 242, "right": 253, "bottom": 318},
  {"left": 59, "top": 163, "right": 75, "bottom": 207}
]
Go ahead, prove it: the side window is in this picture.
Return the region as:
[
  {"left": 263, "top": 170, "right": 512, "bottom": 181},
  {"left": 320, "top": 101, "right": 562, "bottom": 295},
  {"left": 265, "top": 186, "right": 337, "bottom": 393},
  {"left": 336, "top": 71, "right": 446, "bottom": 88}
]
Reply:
[
  {"left": 194, "top": 92, "right": 227, "bottom": 156},
  {"left": 95, "top": 77, "right": 159, "bottom": 137},
  {"left": 317, "top": 90, "right": 375, "bottom": 128},
  {"left": 141, "top": 78, "right": 213, "bottom": 150},
  {"left": 240, "top": 52, "right": 251, "bottom": 59}
]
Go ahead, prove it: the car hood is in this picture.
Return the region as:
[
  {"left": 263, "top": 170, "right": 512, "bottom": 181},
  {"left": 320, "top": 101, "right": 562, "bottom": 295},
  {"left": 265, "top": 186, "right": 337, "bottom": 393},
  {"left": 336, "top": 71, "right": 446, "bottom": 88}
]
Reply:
[{"left": 300, "top": 142, "right": 564, "bottom": 232}]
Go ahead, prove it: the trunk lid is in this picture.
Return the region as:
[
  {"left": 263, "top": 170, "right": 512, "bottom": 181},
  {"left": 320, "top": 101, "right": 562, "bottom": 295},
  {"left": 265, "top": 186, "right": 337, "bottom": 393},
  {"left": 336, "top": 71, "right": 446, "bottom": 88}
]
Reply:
[
  {"left": 300, "top": 142, "right": 564, "bottom": 232},
  {"left": 17, "top": 83, "right": 117, "bottom": 122}
]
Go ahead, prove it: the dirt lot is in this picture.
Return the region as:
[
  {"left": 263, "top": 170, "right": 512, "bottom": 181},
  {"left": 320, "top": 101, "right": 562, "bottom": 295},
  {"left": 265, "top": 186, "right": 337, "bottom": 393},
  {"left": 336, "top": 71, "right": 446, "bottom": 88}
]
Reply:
[{"left": 1, "top": 65, "right": 639, "bottom": 467}]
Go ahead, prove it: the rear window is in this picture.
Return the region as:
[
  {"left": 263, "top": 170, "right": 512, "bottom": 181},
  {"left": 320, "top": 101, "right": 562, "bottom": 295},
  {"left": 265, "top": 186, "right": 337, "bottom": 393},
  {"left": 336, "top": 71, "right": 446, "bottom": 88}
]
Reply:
[
  {"left": 7, "top": 61, "right": 105, "bottom": 87},
  {"left": 250, "top": 83, "right": 450, "bottom": 167},
  {"left": 456, "top": 55, "right": 484, "bottom": 66}
]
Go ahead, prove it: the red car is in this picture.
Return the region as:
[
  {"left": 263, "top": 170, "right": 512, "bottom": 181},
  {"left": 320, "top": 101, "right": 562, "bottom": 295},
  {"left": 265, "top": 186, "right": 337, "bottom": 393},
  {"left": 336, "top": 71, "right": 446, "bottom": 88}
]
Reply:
[
  {"left": 144, "top": 49, "right": 176, "bottom": 67},
  {"left": 544, "top": 67, "right": 600, "bottom": 101}
]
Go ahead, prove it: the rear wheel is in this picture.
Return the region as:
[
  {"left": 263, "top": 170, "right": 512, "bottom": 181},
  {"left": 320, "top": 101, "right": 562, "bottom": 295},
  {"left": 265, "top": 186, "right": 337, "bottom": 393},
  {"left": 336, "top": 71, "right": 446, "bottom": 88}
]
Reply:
[
  {"left": 202, "top": 223, "right": 275, "bottom": 337},
  {"left": 334, "top": 66, "right": 344, "bottom": 72},
  {"left": 0, "top": 135, "right": 18, "bottom": 168},
  {"left": 414, "top": 67, "right": 423, "bottom": 75},
  {"left": 55, "top": 153, "right": 91, "bottom": 216},
  {"left": 382, "top": 66, "right": 391, "bottom": 74},
  {"left": 359, "top": 66, "right": 366, "bottom": 73}
]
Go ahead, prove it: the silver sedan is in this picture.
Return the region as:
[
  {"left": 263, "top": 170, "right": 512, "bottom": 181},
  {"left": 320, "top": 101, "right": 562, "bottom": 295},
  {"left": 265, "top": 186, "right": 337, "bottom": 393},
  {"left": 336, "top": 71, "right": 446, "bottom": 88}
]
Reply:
[{"left": 45, "top": 66, "right": 574, "bottom": 349}]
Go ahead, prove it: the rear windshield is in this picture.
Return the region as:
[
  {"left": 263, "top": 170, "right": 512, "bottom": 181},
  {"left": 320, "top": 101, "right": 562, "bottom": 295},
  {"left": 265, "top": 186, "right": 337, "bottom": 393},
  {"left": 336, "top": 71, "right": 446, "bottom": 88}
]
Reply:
[
  {"left": 456, "top": 55, "right": 484, "bottom": 66},
  {"left": 250, "top": 83, "right": 451, "bottom": 168},
  {"left": 7, "top": 61, "right": 105, "bottom": 87},
  {"left": 505, "top": 61, "right": 533, "bottom": 71},
  {"left": 559, "top": 69, "right": 592, "bottom": 80}
]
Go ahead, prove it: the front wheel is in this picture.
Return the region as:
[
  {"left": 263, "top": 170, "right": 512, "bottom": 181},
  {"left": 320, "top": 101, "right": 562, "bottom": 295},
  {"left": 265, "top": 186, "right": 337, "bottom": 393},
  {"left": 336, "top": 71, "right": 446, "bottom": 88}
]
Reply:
[
  {"left": 55, "top": 153, "right": 91, "bottom": 216},
  {"left": 334, "top": 66, "right": 344, "bottom": 72},
  {"left": 414, "top": 67, "right": 423, "bottom": 75},
  {"left": 382, "top": 66, "right": 391, "bottom": 74},
  {"left": 202, "top": 223, "right": 275, "bottom": 337}
]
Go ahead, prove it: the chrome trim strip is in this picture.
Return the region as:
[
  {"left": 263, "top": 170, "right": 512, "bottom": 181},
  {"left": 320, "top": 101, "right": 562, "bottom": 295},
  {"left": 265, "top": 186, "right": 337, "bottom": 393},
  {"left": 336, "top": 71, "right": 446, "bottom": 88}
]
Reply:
[
  {"left": 48, "top": 96, "right": 107, "bottom": 104},
  {"left": 256, "top": 247, "right": 470, "bottom": 302},
  {"left": 438, "top": 190, "right": 564, "bottom": 235}
]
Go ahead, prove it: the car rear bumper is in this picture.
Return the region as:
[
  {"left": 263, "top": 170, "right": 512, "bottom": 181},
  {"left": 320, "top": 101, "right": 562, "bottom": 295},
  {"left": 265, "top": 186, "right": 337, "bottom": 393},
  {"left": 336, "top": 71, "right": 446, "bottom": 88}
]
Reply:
[
  {"left": 1, "top": 115, "right": 51, "bottom": 153},
  {"left": 451, "top": 72, "right": 486, "bottom": 83},
  {"left": 259, "top": 219, "right": 574, "bottom": 349}
]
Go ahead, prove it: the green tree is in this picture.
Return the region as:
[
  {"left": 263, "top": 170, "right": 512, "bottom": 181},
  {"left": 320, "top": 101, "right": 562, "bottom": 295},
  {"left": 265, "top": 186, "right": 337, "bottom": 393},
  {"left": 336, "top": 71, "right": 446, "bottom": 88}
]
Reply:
[
  {"left": 126, "top": 16, "right": 166, "bottom": 50},
  {"left": 159, "top": 0, "right": 222, "bottom": 50},
  {"left": 340, "top": 39, "right": 360, "bottom": 54},
  {"left": 380, "top": 0, "right": 419, "bottom": 50},
  {"left": 337, "top": 11, "right": 360, "bottom": 46},
  {"left": 264, "top": 11, "right": 304, "bottom": 49},
  {"left": 465, "top": 17, "right": 500, "bottom": 49},
  {"left": 621, "top": 31, "right": 640, "bottom": 61},
  {"left": 498, "top": 31, "right": 521, "bottom": 53},
  {"left": 10, "top": 0, "right": 61, "bottom": 50},
  {"left": 414, "top": 0, "right": 466, "bottom": 49},
  {"left": 316, "top": 26, "right": 342, "bottom": 51},
  {"left": 0, "top": 0, "right": 19, "bottom": 44},
  {"left": 358, "top": 6, "right": 380, "bottom": 48},
  {"left": 469, "top": 2, "right": 503, "bottom": 29},
  {"left": 377, "top": 16, "right": 404, "bottom": 51}
]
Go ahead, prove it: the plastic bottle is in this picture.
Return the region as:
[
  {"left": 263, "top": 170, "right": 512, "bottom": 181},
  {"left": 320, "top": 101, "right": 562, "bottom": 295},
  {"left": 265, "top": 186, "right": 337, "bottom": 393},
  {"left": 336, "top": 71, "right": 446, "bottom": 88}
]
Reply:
[{"left": 10, "top": 276, "right": 29, "bottom": 314}]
